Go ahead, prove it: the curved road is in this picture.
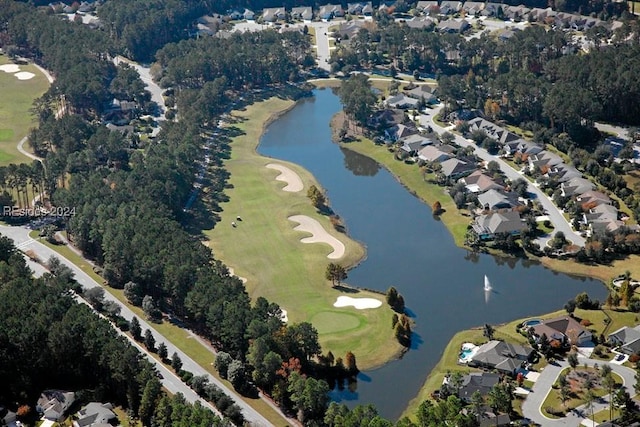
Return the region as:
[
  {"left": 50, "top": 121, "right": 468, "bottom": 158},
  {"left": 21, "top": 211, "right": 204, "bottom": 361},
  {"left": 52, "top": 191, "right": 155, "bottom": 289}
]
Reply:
[
  {"left": 113, "top": 55, "right": 166, "bottom": 122},
  {"left": 421, "top": 105, "right": 585, "bottom": 247},
  {"left": 521, "top": 355, "right": 636, "bottom": 426},
  {"left": 0, "top": 225, "right": 273, "bottom": 427}
]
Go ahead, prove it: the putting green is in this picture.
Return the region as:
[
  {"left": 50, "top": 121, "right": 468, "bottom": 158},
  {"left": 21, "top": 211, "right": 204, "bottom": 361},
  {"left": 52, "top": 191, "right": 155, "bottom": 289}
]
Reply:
[
  {"left": 311, "top": 311, "right": 362, "bottom": 334},
  {"left": 206, "top": 97, "right": 403, "bottom": 369},
  {"left": 0, "top": 55, "right": 50, "bottom": 166}
]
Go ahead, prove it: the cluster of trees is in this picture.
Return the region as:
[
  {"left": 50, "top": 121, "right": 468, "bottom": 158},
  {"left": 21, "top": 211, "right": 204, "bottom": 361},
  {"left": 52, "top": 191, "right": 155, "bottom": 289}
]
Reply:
[
  {"left": 0, "top": 161, "right": 45, "bottom": 211},
  {"left": 0, "top": 237, "right": 223, "bottom": 425}
]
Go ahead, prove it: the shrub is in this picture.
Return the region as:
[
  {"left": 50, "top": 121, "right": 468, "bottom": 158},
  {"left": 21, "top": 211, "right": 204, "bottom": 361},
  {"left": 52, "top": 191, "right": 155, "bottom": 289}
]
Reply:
[
  {"left": 580, "top": 319, "right": 592, "bottom": 327},
  {"left": 629, "top": 353, "right": 640, "bottom": 364}
]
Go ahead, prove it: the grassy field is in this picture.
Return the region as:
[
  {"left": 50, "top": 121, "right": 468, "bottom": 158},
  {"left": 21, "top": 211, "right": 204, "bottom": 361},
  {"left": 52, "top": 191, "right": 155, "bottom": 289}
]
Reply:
[
  {"left": 0, "top": 55, "right": 49, "bottom": 166},
  {"left": 30, "top": 232, "right": 291, "bottom": 426},
  {"left": 339, "top": 137, "right": 471, "bottom": 246},
  {"left": 205, "top": 97, "right": 403, "bottom": 370}
]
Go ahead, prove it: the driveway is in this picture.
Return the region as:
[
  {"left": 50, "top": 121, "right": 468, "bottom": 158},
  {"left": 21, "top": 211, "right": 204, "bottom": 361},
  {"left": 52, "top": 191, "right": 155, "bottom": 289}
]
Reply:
[
  {"left": 113, "top": 56, "right": 166, "bottom": 123},
  {"left": 521, "top": 356, "right": 636, "bottom": 426},
  {"left": 0, "top": 225, "right": 275, "bottom": 427},
  {"left": 420, "top": 105, "right": 585, "bottom": 247},
  {"left": 309, "top": 21, "right": 334, "bottom": 70}
]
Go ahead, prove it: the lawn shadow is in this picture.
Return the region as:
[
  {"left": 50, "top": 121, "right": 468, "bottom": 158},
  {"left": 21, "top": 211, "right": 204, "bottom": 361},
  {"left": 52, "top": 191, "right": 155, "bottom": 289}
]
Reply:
[{"left": 333, "top": 284, "right": 360, "bottom": 294}]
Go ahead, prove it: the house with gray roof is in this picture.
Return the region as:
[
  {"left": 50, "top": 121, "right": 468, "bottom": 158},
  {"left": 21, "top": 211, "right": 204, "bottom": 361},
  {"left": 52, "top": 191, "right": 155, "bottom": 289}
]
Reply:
[
  {"left": 439, "top": 1, "right": 463, "bottom": 15},
  {"left": 385, "top": 94, "right": 419, "bottom": 109},
  {"left": 576, "top": 190, "right": 611, "bottom": 208},
  {"left": 261, "top": 7, "right": 286, "bottom": 22},
  {"left": 472, "top": 210, "right": 526, "bottom": 240},
  {"left": 347, "top": 2, "right": 373, "bottom": 16},
  {"left": 457, "top": 372, "right": 500, "bottom": 402},
  {"left": 462, "top": 1, "right": 485, "bottom": 16},
  {"left": 440, "top": 158, "right": 476, "bottom": 179},
  {"left": 73, "top": 402, "right": 117, "bottom": 427},
  {"left": 528, "top": 150, "right": 564, "bottom": 172},
  {"left": 477, "top": 189, "right": 520, "bottom": 211},
  {"left": 546, "top": 164, "right": 582, "bottom": 183},
  {"left": 37, "top": 390, "right": 75, "bottom": 422},
  {"left": 404, "top": 84, "right": 437, "bottom": 103},
  {"left": 437, "top": 19, "right": 470, "bottom": 33},
  {"left": 405, "top": 18, "right": 435, "bottom": 29},
  {"left": 460, "top": 170, "right": 504, "bottom": 193},
  {"left": 400, "top": 134, "right": 434, "bottom": 156},
  {"left": 416, "top": 1, "right": 438, "bottom": 13},
  {"left": 608, "top": 325, "right": 640, "bottom": 355},
  {"left": 385, "top": 123, "right": 418, "bottom": 141},
  {"left": 371, "top": 109, "right": 405, "bottom": 127},
  {"left": 482, "top": 3, "right": 504, "bottom": 17},
  {"left": 418, "top": 145, "right": 453, "bottom": 163},
  {"left": 504, "top": 5, "right": 530, "bottom": 21},
  {"left": 291, "top": 6, "right": 313, "bottom": 21},
  {"left": 467, "top": 117, "right": 519, "bottom": 146},
  {"left": 583, "top": 203, "right": 622, "bottom": 234},
  {"left": 319, "top": 4, "right": 344, "bottom": 20},
  {"left": 468, "top": 340, "right": 533, "bottom": 375},
  {"left": 561, "top": 176, "right": 595, "bottom": 197}
]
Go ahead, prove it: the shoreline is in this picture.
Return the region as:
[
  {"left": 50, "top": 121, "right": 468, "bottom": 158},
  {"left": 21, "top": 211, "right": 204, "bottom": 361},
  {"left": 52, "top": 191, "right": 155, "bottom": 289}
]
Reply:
[{"left": 206, "top": 95, "right": 404, "bottom": 371}]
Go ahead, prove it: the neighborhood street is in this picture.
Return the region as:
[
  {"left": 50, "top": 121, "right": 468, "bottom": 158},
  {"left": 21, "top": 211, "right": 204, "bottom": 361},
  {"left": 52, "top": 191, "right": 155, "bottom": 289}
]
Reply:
[
  {"left": 312, "top": 21, "right": 333, "bottom": 71},
  {"left": 0, "top": 225, "right": 275, "bottom": 427},
  {"left": 420, "top": 104, "right": 586, "bottom": 247},
  {"left": 521, "top": 355, "right": 636, "bottom": 426}
]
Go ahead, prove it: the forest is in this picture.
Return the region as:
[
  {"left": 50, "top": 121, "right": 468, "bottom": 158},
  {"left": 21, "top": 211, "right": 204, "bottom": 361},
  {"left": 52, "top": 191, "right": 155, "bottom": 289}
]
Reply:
[{"left": 0, "top": 236, "right": 223, "bottom": 427}]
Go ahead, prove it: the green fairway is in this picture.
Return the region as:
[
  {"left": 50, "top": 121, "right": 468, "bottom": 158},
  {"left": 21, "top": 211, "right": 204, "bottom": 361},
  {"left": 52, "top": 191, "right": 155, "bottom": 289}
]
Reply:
[
  {"left": 0, "top": 55, "right": 49, "bottom": 166},
  {"left": 206, "top": 97, "right": 403, "bottom": 369}
]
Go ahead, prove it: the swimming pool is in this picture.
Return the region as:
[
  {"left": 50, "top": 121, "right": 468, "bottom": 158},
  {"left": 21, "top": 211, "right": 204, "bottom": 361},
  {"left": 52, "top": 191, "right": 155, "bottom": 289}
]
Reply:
[
  {"left": 524, "top": 319, "right": 542, "bottom": 327},
  {"left": 458, "top": 343, "right": 479, "bottom": 363},
  {"left": 460, "top": 348, "right": 474, "bottom": 359}
]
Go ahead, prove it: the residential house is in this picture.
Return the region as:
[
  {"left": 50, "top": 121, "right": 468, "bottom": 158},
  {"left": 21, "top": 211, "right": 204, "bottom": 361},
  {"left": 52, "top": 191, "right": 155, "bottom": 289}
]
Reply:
[
  {"left": 467, "top": 117, "right": 519, "bottom": 146},
  {"left": 560, "top": 176, "right": 595, "bottom": 197},
  {"left": 528, "top": 150, "right": 564, "bottom": 173},
  {"left": 346, "top": 2, "right": 373, "bottom": 16},
  {"left": 336, "top": 20, "right": 367, "bottom": 40},
  {"left": 530, "top": 316, "right": 593, "bottom": 346},
  {"left": 291, "top": 6, "right": 313, "bottom": 21},
  {"left": 416, "top": 0, "right": 439, "bottom": 14},
  {"left": 404, "top": 85, "right": 437, "bottom": 104},
  {"left": 261, "top": 7, "right": 286, "bottom": 22},
  {"left": 482, "top": 3, "right": 503, "bottom": 17},
  {"left": 37, "top": 390, "right": 75, "bottom": 422},
  {"left": 546, "top": 163, "right": 581, "bottom": 183},
  {"left": 439, "top": 1, "right": 463, "bottom": 15},
  {"left": 440, "top": 158, "right": 476, "bottom": 179},
  {"left": 478, "top": 412, "right": 511, "bottom": 427},
  {"left": 437, "top": 19, "right": 470, "bottom": 33},
  {"left": 370, "top": 109, "right": 405, "bottom": 128},
  {"left": 576, "top": 190, "right": 611, "bottom": 209},
  {"left": 608, "top": 325, "right": 640, "bottom": 355},
  {"left": 462, "top": 1, "right": 485, "bottom": 16},
  {"left": 504, "top": 5, "right": 531, "bottom": 21},
  {"left": 503, "top": 139, "right": 542, "bottom": 157},
  {"left": 73, "top": 402, "right": 117, "bottom": 427},
  {"left": 405, "top": 18, "right": 435, "bottom": 29},
  {"left": 477, "top": 189, "right": 521, "bottom": 211},
  {"left": 385, "top": 94, "right": 419, "bottom": 109},
  {"left": 385, "top": 123, "right": 418, "bottom": 142},
  {"left": 584, "top": 203, "right": 623, "bottom": 234},
  {"left": 468, "top": 340, "right": 533, "bottom": 375},
  {"left": 418, "top": 145, "right": 453, "bottom": 163},
  {"left": 460, "top": 170, "right": 504, "bottom": 193},
  {"left": 243, "top": 8, "right": 256, "bottom": 20},
  {"left": 319, "top": 4, "right": 344, "bottom": 20},
  {"left": 457, "top": 372, "right": 500, "bottom": 402},
  {"left": 400, "top": 134, "right": 434, "bottom": 156},
  {"left": 472, "top": 210, "right": 526, "bottom": 239}
]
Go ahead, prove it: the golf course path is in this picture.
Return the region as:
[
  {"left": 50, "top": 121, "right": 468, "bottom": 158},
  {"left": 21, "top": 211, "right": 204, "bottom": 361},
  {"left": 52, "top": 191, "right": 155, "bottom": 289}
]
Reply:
[
  {"left": 227, "top": 267, "right": 247, "bottom": 284},
  {"left": 17, "top": 136, "right": 42, "bottom": 162},
  {"left": 266, "top": 163, "right": 303, "bottom": 192},
  {"left": 288, "top": 215, "right": 345, "bottom": 259}
]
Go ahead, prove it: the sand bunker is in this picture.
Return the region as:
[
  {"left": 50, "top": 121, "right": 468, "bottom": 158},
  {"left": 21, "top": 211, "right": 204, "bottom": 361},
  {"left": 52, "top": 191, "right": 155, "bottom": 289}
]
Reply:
[
  {"left": 280, "top": 309, "right": 289, "bottom": 323},
  {"left": 266, "top": 163, "right": 303, "bottom": 192},
  {"left": 0, "top": 64, "right": 20, "bottom": 73},
  {"left": 289, "top": 215, "right": 345, "bottom": 259},
  {"left": 15, "top": 71, "right": 35, "bottom": 80},
  {"left": 227, "top": 267, "right": 247, "bottom": 284},
  {"left": 333, "top": 296, "right": 382, "bottom": 309}
]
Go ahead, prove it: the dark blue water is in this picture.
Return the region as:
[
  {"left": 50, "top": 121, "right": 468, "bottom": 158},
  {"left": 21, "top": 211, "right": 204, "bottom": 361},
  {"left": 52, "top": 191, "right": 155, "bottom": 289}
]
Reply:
[{"left": 258, "top": 89, "right": 606, "bottom": 419}]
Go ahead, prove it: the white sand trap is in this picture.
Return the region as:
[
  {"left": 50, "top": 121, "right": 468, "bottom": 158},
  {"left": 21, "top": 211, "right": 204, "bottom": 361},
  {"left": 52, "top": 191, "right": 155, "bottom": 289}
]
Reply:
[
  {"left": 266, "top": 163, "right": 303, "bottom": 192},
  {"left": 15, "top": 71, "right": 35, "bottom": 80},
  {"left": 0, "top": 64, "right": 20, "bottom": 73},
  {"left": 289, "top": 215, "right": 345, "bottom": 259},
  {"left": 333, "top": 296, "right": 382, "bottom": 309},
  {"left": 280, "top": 309, "right": 289, "bottom": 323}
]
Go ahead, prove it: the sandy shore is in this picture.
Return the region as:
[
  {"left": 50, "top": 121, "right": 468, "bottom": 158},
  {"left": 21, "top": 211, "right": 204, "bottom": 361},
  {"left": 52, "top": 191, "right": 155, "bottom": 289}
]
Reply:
[
  {"left": 266, "top": 163, "right": 304, "bottom": 192},
  {"left": 289, "top": 215, "right": 345, "bottom": 259}
]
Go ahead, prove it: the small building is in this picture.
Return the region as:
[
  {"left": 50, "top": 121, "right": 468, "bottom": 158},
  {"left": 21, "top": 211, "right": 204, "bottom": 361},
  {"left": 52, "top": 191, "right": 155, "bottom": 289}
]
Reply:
[
  {"left": 608, "top": 325, "right": 640, "bottom": 355},
  {"left": 404, "top": 85, "right": 437, "bottom": 103},
  {"left": 418, "top": 145, "right": 453, "bottom": 163},
  {"left": 462, "top": 1, "right": 485, "bottom": 16},
  {"left": 437, "top": 19, "right": 470, "bottom": 33},
  {"left": 440, "top": 158, "right": 476, "bottom": 179},
  {"left": 261, "top": 7, "right": 286, "bottom": 22},
  {"left": 472, "top": 211, "right": 526, "bottom": 240},
  {"left": 405, "top": 17, "right": 435, "bottom": 30},
  {"left": 319, "top": 4, "right": 344, "bottom": 20},
  {"left": 291, "top": 6, "right": 313, "bottom": 21},
  {"left": 477, "top": 189, "right": 520, "bottom": 211},
  {"left": 416, "top": 0, "right": 439, "bottom": 14},
  {"left": 346, "top": 2, "right": 373, "bottom": 16},
  {"left": 73, "top": 402, "right": 117, "bottom": 427},
  {"left": 439, "top": 1, "right": 463, "bottom": 15},
  {"left": 400, "top": 134, "right": 434, "bottom": 156},
  {"left": 469, "top": 340, "right": 533, "bottom": 376},
  {"left": 457, "top": 372, "right": 500, "bottom": 402},
  {"left": 385, "top": 123, "right": 418, "bottom": 142},
  {"left": 385, "top": 94, "right": 419, "bottom": 109},
  {"left": 560, "top": 176, "right": 595, "bottom": 197},
  {"left": 530, "top": 316, "right": 593, "bottom": 346},
  {"left": 37, "top": 390, "right": 76, "bottom": 422},
  {"left": 460, "top": 170, "right": 505, "bottom": 193}
]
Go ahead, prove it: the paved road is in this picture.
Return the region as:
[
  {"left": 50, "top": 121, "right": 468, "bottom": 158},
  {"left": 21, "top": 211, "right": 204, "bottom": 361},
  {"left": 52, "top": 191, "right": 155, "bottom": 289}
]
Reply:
[
  {"left": 0, "top": 225, "right": 273, "bottom": 427},
  {"left": 114, "top": 56, "right": 166, "bottom": 123},
  {"left": 420, "top": 105, "right": 585, "bottom": 247},
  {"left": 594, "top": 122, "right": 630, "bottom": 139},
  {"left": 521, "top": 355, "right": 636, "bottom": 426},
  {"left": 311, "top": 21, "right": 333, "bottom": 71}
]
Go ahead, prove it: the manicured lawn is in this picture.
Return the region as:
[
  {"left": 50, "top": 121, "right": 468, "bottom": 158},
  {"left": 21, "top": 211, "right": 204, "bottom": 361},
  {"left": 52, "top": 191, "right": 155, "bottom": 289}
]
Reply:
[
  {"left": 205, "top": 97, "right": 403, "bottom": 370},
  {"left": 30, "top": 233, "right": 290, "bottom": 426},
  {"left": 0, "top": 55, "right": 50, "bottom": 166},
  {"left": 540, "top": 254, "right": 640, "bottom": 284},
  {"left": 340, "top": 139, "right": 471, "bottom": 246}
]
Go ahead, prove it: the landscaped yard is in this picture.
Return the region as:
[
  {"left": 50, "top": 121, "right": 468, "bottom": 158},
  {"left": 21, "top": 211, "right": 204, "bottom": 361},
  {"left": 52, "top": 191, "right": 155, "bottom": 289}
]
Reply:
[
  {"left": 0, "top": 55, "right": 49, "bottom": 166},
  {"left": 205, "top": 97, "right": 403, "bottom": 370}
]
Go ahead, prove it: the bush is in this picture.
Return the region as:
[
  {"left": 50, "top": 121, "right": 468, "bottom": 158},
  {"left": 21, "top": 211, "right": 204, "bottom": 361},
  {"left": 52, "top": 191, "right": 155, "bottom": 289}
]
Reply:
[
  {"left": 179, "top": 370, "right": 193, "bottom": 383},
  {"left": 629, "top": 353, "right": 640, "bottom": 364},
  {"left": 580, "top": 319, "right": 592, "bottom": 327}
]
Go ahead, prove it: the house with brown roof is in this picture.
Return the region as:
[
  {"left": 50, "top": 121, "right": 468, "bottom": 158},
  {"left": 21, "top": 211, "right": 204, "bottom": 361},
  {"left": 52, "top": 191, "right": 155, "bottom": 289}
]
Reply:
[
  {"left": 36, "top": 390, "right": 75, "bottom": 422},
  {"left": 530, "top": 316, "right": 593, "bottom": 346},
  {"left": 460, "top": 170, "right": 504, "bottom": 193}
]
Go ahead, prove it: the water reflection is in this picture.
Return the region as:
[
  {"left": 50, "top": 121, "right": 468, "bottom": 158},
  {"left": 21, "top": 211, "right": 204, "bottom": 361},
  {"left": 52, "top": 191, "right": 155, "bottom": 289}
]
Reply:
[{"left": 341, "top": 147, "right": 380, "bottom": 177}]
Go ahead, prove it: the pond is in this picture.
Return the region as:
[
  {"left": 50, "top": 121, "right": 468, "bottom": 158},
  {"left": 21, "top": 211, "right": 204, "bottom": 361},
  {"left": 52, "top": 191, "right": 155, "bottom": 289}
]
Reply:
[{"left": 257, "top": 88, "right": 607, "bottom": 419}]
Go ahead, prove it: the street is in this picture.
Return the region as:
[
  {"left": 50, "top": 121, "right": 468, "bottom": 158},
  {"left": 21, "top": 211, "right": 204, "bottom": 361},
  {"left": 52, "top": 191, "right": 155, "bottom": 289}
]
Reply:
[
  {"left": 420, "top": 104, "right": 586, "bottom": 247},
  {"left": 0, "top": 225, "right": 275, "bottom": 427}
]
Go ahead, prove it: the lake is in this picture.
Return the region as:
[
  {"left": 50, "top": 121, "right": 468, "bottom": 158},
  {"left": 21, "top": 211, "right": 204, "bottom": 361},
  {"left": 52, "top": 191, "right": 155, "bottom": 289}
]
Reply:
[{"left": 257, "top": 88, "right": 607, "bottom": 419}]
